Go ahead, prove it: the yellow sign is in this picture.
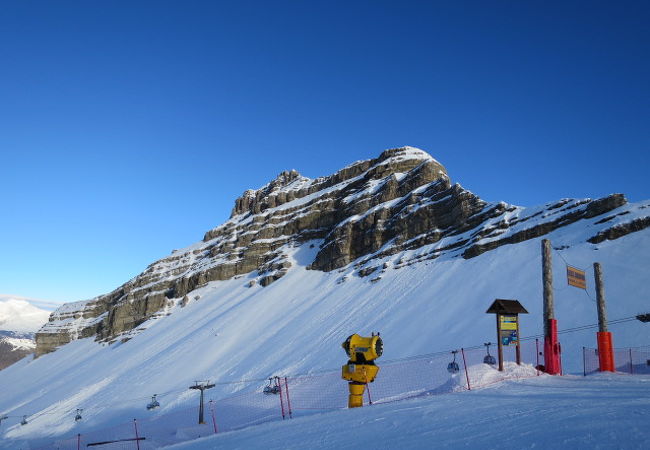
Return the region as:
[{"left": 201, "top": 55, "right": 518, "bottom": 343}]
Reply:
[
  {"left": 567, "top": 266, "right": 586, "bottom": 289},
  {"left": 500, "top": 314, "right": 518, "bottom": 330},
  {"left": 499, "top": 314, "right": 518, "bottom": 346}
]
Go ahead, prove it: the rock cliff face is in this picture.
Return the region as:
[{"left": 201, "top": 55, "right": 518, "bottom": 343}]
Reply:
[
  {"left": 35, "top": 146, "right": 642, "bottom": 355},
  {"left": 0, "top": 331, "right": 35, "bottom": 370}
]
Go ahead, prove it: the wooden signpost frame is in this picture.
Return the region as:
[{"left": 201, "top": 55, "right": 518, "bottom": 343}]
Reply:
[{"left": 487, "top": 299, "right": 529, "bottom": 372}]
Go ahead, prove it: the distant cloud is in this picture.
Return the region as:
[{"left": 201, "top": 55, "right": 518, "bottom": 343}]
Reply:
[{"left": 0, "top": 294, "right": 63, "bottom": 312}]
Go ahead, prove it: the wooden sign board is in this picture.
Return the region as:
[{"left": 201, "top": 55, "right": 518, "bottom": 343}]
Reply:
[{"left": 567, "top": 265, "right": 587, "bottom": 289}]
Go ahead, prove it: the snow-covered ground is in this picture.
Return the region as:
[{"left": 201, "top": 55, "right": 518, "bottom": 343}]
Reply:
[
  {"left": 0, "top": 198, "right": 648, "bottom": 448},
  {"left": 169, "top": 373, "right": 650, "bottom": 450}
]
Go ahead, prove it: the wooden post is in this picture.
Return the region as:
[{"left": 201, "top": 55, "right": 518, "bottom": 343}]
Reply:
[
  {"left": 594, "top": 262, "right": 615, "bottom": 372},
  {"left": 496, "top": 314, "right": 504, "bottom": 372},
  {"left": 542, "top": 239, "right": 554, "bottom": 336},
  {"left": 542, "top": 239, "right": 560, "bottom": 374},
  {"left": 594, "top": 263, "right": 608, "bottom": 332}
]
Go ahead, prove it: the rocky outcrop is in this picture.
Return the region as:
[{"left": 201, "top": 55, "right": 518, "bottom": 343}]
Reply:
[
  {"left": 462, "top": 194, "right": 627, "bottom": 259},
  {"left": 0, "top": 331, "right": 35, "bottom": 370},
  {"left": 588, "top": 215, "right": 650, "bottom": 244},
  {"left": 35, "top": 146, "right": 648, "bottom": 356}
]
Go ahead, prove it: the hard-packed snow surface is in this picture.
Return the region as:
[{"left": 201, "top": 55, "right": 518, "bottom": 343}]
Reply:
[
  {"left": 0, "top": 297, "right": 51, "bottom": 333},
  {"left": 0, "top": 194, "right": 649, "bottom": 447},
  {"left": 168, "top": 374, "right": 650, "bottom": 450}
]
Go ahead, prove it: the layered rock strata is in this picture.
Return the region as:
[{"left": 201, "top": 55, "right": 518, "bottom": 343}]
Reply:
[{"left": 36, "top": 146, "right": 646, "bottom": 355}]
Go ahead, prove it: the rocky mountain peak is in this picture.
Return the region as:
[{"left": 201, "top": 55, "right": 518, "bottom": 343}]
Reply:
[
  {"left": 35, "top": 147, "right": 646, "bottom": 357},
  {"left": 229, "top": 147, "right": 441, "bottom": 219},
  {"left": 231, "top": 169, "right": 310, "bottom": 217}
]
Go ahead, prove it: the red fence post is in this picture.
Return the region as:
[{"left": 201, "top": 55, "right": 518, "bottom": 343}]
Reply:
[
  {"left": 461, "top": 348, "right": 471, "bottom": 390},
  {"left": 544, "top": 319, "right": 561, "bottom": 375},
  {"left": 275, "top": 377, "right": 286, "bottom": 420},
  {"left": 209, "top": 400, "right": 218, "bottom": 434},
  {"left": 284, "top": 377, "right": 293, "bottom": 418},
  {"left": 536, "top": 339, "right": 540, "bottom": 376},
  {"left": 630, "top": 349, "right": 634, "bottom": 374},
  {"left": 597, "top": 332, "right": 615, "bottom": 372},
  {"left": 133, "top": 419, "right": 141, "bottom": 450},
  {"left": 583, "top": 347, "right": 586, "bottom": 377}
]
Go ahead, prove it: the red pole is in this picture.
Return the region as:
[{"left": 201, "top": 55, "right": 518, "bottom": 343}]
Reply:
[
  {"left": 284, "top": 377, "right": 293, "bottom": 418},
  {"left": 77, "top": 433, "right": 81, "bottom": 450},
  {"left": 544, "top": 319, "right": 561, "bottom": 375},
  {"left": 597, "top": 332, "right": 615, "bottom": 372},
  {"left": 133, "top": 419, "right": 141, "bottom": 450},
  {"left": 583, "top": 347, "right": 586, "bottom": 377},
  {"left": 275, "top": 377, "right": 286, "bottom": 420},
  {"left": 461, "top": 348, "right": 471, "bottom": 390},
  {"left": 535, "top": 339, "right": 540, "bottom": 376},
  {"left": 209, "top": 400, "right": 218, "bottom": 434}
]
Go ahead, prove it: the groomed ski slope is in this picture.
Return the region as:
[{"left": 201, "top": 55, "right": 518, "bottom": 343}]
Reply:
[
  {"left": 167, "top": 373, "right": 650, "bottom": 450},
  {"left": 0, "top": 205, "right": 649, "bottom": 446}
]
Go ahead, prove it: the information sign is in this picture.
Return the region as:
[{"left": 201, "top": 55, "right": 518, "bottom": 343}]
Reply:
[
  {"left": 499, "top": 314, "right": 518, "bottom": 346},
  {"left": 567, "top": 265, "right": 587, "bottom": 289}
]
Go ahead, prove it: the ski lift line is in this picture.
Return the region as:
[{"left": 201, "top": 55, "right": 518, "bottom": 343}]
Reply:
[
  {"left": 550, "top": 247, "right": 598, "bottom": 303},
  {"left": 552, "top": 247, "right": 583, "bottom": 271},
  {"left": 582, "top": 288, "right": 598, "bottom": 304},
  {"left": 518, "top": 316, "right": 639, "bottom": 342},
  {"left": 4, "top": 315, "right": 641, "bottom": 422}
]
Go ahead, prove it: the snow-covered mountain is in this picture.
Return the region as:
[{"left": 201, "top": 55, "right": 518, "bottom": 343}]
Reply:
[
  {"left": 0, "top": 296, "right": 51, "bottom": 370},
  {"left": 0, "top": 296, "right": 52, "bottom": 333},
  {"left": 1, "top": 147, "right": 649, "bottom": 447}
]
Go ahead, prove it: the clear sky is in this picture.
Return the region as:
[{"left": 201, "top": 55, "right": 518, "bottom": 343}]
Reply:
[{"left": 1, "top": 1, "right": 648, "bottom": 303}]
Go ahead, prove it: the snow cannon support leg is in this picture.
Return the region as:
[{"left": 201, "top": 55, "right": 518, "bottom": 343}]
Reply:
[
  {"left": 597, "top": 331, "right": 615, "bottom": 372},
  {"left": 348, "top": 382, "right": 365, "bottom": 408}
]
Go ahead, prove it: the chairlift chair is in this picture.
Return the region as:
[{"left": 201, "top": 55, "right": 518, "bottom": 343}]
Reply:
[
  {"left": 147, "top": 394, "right": 160, "bottom": 410},
  {"left": 263, "top": 377, "right": 280, "bottom": 395},
  {"left": 483, "top": 342, "right": 496, "bottom": 365},
  {"left": 20, "top": 415, "right": 28, "bottom": 426},
  {"left": 447, "top": 350, "right": 460, "bottom": 374},
  {"left": 74, "top": 409, "right": 83, "bottom": 422}
]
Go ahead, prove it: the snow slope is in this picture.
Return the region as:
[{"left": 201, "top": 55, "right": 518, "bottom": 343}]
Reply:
[
  {"left": 169, "top": 374, "right": 650, "bottom": 450},
  {"left": 0, "top": 200, "right": 648, "bottom": 447}
]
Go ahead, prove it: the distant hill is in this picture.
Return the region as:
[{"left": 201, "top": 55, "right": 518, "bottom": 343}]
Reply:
[{"left": 0, "top": 296, "right": 52, "bottom": 369}]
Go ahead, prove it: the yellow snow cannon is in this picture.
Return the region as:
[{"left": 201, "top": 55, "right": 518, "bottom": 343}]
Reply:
[{"left": 341, "top": 333, "right": 383, "bottom": 408}]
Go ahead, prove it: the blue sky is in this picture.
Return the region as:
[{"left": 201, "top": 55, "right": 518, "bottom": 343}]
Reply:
[{"left": 1, "top": 1, "right": 648, "bottom": 303}]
